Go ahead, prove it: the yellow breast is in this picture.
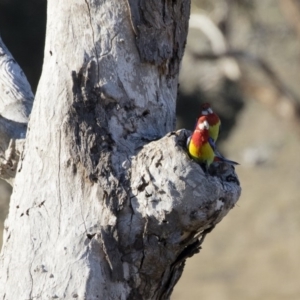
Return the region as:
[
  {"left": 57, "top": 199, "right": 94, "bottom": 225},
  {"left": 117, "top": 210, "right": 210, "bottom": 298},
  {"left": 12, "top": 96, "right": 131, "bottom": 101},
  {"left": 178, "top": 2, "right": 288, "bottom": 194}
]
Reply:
[
  {"left": 209, "top": 123, "right": 220, "bottom": 142},
  {"left": 189, "top": 140, "right": 214, "bottom": 165}
]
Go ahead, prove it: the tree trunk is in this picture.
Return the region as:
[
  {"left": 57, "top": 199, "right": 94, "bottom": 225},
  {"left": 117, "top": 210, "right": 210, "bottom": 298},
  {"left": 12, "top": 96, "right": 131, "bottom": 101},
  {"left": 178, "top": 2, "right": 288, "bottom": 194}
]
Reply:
[{"left": 0, "top": 1, "right": 241, "bottom": 299}]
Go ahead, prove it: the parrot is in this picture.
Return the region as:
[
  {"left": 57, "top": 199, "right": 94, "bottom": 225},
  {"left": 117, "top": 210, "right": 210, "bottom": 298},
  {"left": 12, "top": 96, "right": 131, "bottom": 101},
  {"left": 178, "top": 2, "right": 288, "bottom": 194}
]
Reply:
[
  {"left": 187, "top": 115, "right": 239, "bottom": 171},
  {"left": 187, "top": 116, "right": 215, "bottom": 170},
  {"left": 199, "top": 103, "right": 221, "bottom": 143},
  {"left": 199, "top": 103, "right": 238, "bottom": 165}
]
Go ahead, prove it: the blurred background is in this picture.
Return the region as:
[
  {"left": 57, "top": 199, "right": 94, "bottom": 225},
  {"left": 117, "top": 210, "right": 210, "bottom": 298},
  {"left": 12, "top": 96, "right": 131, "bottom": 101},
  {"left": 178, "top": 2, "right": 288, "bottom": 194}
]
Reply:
[{"left": 1, "top": 0, "right": 300, "bottom": 299}]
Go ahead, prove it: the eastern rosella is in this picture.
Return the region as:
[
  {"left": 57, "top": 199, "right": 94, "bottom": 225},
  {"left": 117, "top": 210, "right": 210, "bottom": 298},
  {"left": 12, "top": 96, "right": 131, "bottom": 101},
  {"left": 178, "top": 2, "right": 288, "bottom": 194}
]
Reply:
[
  {"left": 187, "top": 116, "right": 215, "bottom": 169},
  {"left": 200, "top": 103, "right": 221, "bottom": 143},
  {"left": 187, "top": 115, "right": 239, "bottom": 170}
]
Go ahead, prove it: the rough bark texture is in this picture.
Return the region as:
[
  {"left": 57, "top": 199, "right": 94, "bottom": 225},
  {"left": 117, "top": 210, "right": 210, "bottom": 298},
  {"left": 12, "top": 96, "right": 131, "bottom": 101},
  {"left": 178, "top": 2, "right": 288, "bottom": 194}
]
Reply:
[
  {"left": 0, "top": 37, "right": 34, "bottom": 185},
  {"left": 0, "top": 1, "right": 241, "bottom": 300},
  {"left": 126, "top": 0, "right": 188, "bottom": 75}
]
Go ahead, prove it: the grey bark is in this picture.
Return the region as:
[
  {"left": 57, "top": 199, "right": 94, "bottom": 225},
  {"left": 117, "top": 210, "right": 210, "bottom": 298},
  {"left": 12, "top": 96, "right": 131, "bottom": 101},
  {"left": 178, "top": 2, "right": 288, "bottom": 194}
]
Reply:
[
  {"left": 0, "top": 1, "right": 241, "bottom": 300},
  {"left": 0, "top": 36, "right": 34, "bottom": 185}
]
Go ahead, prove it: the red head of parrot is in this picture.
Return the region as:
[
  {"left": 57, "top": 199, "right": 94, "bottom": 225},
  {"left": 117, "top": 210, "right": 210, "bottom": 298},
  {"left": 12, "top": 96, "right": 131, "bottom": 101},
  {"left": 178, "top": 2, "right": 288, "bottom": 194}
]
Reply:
[{"left": 200, "top": 103, "right": 221, "bottom": 142}]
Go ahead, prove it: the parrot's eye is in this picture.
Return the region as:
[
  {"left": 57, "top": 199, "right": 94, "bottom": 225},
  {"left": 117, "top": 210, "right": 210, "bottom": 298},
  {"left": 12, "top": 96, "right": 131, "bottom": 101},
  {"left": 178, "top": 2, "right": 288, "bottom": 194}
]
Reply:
[{"left": 198, "top": 120, "right": 209, "bottom": 130}]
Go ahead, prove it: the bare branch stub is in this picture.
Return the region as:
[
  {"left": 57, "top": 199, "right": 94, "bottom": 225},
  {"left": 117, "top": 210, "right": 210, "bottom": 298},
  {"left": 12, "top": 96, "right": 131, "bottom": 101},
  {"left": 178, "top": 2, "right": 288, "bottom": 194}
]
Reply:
[{"left": 119, "top": 129, "right": 241, "bottom": 298}]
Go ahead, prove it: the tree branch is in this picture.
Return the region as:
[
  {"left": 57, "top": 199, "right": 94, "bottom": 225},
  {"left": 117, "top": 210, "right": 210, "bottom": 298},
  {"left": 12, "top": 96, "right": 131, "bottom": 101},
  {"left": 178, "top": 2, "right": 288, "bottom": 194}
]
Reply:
[
  {"left": 0, "top": 36, "right": 34, "bottom": 185},
  {"left": 124, "top": 129, "right": 241, "bottom": 298}
]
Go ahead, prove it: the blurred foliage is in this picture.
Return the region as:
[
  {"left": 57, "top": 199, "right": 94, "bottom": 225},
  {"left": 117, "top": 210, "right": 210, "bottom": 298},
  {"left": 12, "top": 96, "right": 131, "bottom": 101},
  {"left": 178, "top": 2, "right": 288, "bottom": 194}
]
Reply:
[{"left": 175, "top": 1, "right": 300, "bottom": 299}]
